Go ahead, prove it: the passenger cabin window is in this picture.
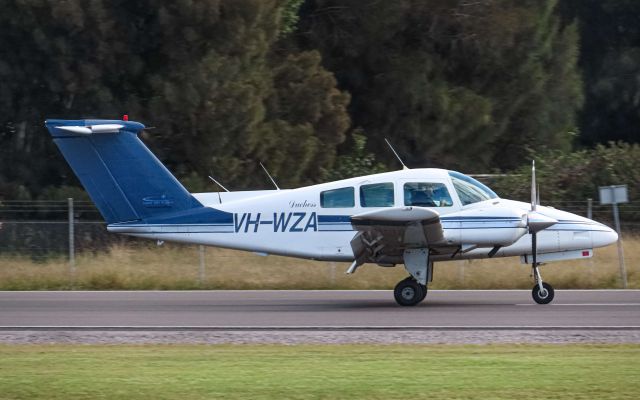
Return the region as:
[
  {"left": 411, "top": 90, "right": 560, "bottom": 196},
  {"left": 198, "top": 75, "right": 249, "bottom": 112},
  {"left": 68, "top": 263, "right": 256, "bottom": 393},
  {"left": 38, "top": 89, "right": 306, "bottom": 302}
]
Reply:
[
  {"left": 404, "top": 182, "right": 453, "bottom": 207},
  {"left": 360, "top": 183, "right": 394, "bottom": 207},
  {"left": 320, "top": 187, "right": 355, "bottom": 208},
  {"left": 448, "top": 171, "right": 498, "bottom": 206}
]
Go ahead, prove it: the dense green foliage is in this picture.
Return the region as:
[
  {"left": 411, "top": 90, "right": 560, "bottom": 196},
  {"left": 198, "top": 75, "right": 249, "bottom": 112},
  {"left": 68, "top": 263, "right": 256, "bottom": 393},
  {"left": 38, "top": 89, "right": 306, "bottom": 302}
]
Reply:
[
  {"left": 0, "top": 0, "right": 637, "bottom": 200},
  {"left": 492, "top": 143, "right": 640, "bottom": 203},
  {"left": 559, "top": 0, "right": 640, "bottom": 146},
  {"left": 299, "top": 0, "right": 583, "bottom": 171},
  {"left": 0, "top": 0, "right": 350, "bottom": 196},
  {"left": 489, "top": 143, "right": 640, "bottom": 223}
]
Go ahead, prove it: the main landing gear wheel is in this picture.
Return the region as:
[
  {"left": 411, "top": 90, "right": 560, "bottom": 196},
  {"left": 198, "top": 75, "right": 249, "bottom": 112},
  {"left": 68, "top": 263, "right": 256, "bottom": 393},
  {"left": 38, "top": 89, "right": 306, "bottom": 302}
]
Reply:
[
  {"left": 394, "top": 277, "right": 425, "bottom": 307},
  {"left": 532, "top": 282, "right": 554, "bottom": 305},
  {"left": 418, "top": 284, "right": 427, "bottom": 302}
]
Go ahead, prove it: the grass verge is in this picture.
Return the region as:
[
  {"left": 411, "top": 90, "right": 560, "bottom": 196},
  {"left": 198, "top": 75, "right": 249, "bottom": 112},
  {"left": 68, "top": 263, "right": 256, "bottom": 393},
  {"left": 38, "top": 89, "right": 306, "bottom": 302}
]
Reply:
[
  {"left": 0, "top": 344, "right": 638, "bottom": 399},
  {"left": 0, "top": 235, "right": 638, "bottom": 290}
]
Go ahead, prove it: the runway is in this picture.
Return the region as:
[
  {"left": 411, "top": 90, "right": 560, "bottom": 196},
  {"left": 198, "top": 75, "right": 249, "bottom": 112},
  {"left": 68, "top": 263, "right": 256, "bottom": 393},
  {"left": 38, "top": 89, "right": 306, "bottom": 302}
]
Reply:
[
  {"left": 1, "top": 290, "right": 639, "bottom": 343},
  {"left": 1, "top": 289, "right": 639, "bottom": 328}
]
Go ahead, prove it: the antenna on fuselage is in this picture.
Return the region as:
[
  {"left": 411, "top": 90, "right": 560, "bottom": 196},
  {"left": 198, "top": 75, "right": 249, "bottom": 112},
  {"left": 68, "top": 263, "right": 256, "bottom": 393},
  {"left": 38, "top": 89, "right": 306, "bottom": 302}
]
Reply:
[
  {"left": 259, "top": 162, "right": 280, "bottom": 190},
  {"left": 208, "top": 174, "right": 229, "bottom": 204},
  {"left": 384, "top": 138, "right": 409, "bottom": 170},
  {"left": 208, "top": 175, "right": 229, "bottom": 192}
]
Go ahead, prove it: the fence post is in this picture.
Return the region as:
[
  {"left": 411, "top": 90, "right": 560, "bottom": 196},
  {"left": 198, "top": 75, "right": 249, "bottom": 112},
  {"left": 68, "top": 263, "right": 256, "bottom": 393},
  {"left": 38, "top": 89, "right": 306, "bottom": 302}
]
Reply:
[
  {"left": 612, "top": 202, "right": 628, "bottom": 288},
  {"left": 68, "top": 197, "right": 75, "bottom": 275},
  {"left": 586, "top": 198, "right": 594, "bottom": 273},
  {"left": 458, "top": 260, "right": 466, "bottom": 285},
  {"left": 329, "top": 262, "right": 336, "bottom": 286},
  {"left": 198, "top": 245, "right": 206, "bottom": 285}
]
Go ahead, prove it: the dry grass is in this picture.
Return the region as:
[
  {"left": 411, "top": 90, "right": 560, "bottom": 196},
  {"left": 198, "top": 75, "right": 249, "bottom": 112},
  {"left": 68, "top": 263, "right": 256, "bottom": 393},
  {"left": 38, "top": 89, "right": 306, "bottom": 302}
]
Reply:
[{"left": 0, "top": 236, "right": 638, "bottom": 290}]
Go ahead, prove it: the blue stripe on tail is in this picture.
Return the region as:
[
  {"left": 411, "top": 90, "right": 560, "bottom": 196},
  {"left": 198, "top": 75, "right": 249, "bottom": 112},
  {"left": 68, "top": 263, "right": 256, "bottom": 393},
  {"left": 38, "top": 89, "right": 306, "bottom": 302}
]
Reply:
[{"left": 46, "top": 119, "right": 206, "bottom": 224}]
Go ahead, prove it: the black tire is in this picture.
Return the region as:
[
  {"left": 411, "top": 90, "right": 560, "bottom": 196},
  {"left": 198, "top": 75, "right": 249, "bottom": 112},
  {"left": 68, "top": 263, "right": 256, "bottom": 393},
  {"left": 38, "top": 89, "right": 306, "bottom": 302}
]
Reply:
[
  {"left": 399, "top": 277, "right": 427, "bottom": 303},
  {"left": 418, "top": 284, "right": 427, "bottom": 302},
  {"left": 532, "top": 282, "right": 555, "bottom": 304},
  {"left": 394, "top": 278, "right": 424, "bottom": 306}
]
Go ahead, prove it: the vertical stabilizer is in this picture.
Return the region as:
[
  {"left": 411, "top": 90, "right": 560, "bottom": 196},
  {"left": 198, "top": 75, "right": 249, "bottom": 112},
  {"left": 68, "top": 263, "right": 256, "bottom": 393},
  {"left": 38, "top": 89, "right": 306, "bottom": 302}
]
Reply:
[{"left": 45, "top": 119, "right": 202, "bottom": 224}]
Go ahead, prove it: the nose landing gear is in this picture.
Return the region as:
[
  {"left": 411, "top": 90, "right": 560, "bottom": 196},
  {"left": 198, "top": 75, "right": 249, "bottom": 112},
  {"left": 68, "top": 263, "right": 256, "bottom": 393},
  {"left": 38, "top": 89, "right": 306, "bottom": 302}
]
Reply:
[{"left": 531, "top": 262, "right": 555, "bottom": 304}]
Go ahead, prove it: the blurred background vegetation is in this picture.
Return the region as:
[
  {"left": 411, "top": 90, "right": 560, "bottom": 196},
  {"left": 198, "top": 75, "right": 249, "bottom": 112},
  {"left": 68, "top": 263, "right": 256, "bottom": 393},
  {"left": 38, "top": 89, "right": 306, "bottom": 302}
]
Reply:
[{"left": 0, "top": 0, "right": 638, "bottom": 206}]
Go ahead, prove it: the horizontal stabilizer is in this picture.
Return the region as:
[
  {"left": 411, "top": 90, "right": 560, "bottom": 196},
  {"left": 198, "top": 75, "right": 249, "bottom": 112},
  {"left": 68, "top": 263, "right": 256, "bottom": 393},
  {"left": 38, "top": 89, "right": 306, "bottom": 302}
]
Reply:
[{"left": 56, "top": 124, "right": 124, "bottom": 135}]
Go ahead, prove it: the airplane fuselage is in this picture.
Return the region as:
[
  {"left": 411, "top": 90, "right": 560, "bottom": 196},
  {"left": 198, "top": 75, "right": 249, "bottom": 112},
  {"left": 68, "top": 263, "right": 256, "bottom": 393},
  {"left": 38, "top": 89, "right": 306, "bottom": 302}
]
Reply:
[{"left": 108, "top": 168, "right": 616, "bottom": 265}]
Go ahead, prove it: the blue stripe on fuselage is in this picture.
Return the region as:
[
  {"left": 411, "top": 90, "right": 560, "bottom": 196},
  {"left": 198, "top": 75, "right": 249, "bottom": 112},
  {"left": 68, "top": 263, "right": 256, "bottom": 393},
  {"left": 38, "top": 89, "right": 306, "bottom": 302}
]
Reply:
[{"left": 110, "top": 206, "right": 234, "bottom": 227}]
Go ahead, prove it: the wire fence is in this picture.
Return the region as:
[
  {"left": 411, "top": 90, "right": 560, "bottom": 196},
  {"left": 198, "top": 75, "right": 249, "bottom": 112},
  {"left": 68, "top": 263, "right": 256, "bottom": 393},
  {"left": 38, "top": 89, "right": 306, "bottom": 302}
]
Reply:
[
  {"left": 547, "top": 199, "right": 640, "bottom": 232},
  {"left": 0, "top": 200, "right": 124, "bottom": 261},
  {"left": 1, "top": 198, "right": 639, "bottom": 262}
]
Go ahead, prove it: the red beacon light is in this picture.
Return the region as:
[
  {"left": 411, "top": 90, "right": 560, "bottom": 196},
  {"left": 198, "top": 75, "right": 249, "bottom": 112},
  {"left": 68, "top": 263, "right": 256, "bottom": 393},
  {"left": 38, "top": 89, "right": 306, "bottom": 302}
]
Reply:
[{"left": 122, "top": 114, "right": 129, "bottom": 121}]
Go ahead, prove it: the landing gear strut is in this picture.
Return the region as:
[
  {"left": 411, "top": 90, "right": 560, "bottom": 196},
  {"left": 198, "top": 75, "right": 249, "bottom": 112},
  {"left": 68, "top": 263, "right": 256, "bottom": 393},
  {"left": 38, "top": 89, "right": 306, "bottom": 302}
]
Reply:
[{"left": 394, "top": 248, "right": 432, "bottom": 306}]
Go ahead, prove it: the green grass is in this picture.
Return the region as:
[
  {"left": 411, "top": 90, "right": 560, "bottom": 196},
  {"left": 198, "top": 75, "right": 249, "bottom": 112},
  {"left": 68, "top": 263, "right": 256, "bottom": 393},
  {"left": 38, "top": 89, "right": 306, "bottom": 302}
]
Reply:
[{"left": 0, "top": 344, "right": 639, "bottom": 399}]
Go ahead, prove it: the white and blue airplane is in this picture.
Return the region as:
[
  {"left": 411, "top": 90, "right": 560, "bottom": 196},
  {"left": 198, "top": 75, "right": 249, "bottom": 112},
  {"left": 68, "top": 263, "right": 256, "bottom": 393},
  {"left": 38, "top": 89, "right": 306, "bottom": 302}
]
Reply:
[{"left": 45, "top": 118, "right": 618, "bottom": 306}]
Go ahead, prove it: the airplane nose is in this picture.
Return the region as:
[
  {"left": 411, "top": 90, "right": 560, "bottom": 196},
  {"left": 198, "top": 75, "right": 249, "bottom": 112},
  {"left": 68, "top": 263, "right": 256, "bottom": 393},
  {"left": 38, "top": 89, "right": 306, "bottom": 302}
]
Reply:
[{"left": 591, "top": 227, "right": 619, "bottom": 248}]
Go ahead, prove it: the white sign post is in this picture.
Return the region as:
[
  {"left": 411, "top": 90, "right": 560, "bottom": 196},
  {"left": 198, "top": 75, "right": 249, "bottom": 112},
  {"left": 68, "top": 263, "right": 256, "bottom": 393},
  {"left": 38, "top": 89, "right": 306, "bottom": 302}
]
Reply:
[{"left": 599, "top": 185, "right": 628, "bottom": 288}]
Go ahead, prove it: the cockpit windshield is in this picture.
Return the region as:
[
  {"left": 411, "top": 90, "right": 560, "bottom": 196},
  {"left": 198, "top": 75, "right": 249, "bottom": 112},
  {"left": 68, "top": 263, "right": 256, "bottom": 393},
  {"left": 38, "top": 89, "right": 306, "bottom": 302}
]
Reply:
[{"left": 448, "top": 171, "right": 498, "bottom": 206}]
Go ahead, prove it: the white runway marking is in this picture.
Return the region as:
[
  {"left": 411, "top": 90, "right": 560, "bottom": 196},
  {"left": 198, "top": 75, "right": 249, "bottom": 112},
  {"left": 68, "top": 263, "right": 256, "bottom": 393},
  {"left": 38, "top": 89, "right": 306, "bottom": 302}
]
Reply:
[
  {"left": 516, "top": 303, "right": 640, "bottom": 306},
  {"left": 0, "top": 290, "right": 516, "bottom": 293},
  {"left": 1, "top": 325, "right": 640, "bottom": 331}
]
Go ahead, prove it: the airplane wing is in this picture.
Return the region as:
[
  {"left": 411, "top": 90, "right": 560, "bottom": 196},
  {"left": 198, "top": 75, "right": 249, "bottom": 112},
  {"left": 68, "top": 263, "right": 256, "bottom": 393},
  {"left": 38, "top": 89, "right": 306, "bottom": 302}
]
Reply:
[{"left": 349, "top": 207, "right": 445, "bottom": 267}]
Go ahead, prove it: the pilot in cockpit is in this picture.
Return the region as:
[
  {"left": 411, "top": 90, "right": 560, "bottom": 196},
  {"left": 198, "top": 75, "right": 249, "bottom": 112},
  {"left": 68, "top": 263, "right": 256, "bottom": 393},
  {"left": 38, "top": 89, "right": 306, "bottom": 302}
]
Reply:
[
  {"left": 406, "top": 184, "right": 453, "bottom": 207},
  {"left": 432, "top": 186, "right": 453, "bottom": 207},
  {"left": 410, "top": 190, "right": 435, "bottom": 207}
]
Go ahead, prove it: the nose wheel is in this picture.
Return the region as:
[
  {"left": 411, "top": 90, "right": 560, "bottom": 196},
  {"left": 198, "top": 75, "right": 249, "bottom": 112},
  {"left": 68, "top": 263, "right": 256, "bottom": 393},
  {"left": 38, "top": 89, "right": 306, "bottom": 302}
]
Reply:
[
  {"left": 532, "top": 281, "right": 554, "bottom": 304},
  {"left": 531, "top": 262, "right": 555, "bottom": 304},
  {"left": 394, "top": 277, "right": 427, "bottom": 306}
]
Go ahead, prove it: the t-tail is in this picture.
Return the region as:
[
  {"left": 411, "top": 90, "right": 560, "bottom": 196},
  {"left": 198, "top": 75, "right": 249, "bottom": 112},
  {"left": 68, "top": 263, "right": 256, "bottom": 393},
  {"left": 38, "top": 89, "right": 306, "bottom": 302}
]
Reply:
[{"left": 45, "top": 119, "right": 226, "bottom": 226}]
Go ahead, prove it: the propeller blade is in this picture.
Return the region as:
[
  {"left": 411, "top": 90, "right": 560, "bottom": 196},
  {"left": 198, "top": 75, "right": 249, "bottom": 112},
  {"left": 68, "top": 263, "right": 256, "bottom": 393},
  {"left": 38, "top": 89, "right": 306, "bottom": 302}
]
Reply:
[
  {"left": 526, "top": 160, "right": 557, "bottom": 233},
  {"left": 531, "top": 231, "right": 537, "bottom": 266},
  {"left": 531, "top": 160, "right": 536, "bottom": 211}
]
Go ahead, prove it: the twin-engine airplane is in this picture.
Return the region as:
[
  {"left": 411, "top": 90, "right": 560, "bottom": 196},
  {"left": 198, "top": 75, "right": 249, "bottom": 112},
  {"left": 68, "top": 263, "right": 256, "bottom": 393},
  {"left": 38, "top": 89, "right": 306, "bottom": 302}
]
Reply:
[{"left": 46, "top": 119, "right": 618, "bottom": 306}]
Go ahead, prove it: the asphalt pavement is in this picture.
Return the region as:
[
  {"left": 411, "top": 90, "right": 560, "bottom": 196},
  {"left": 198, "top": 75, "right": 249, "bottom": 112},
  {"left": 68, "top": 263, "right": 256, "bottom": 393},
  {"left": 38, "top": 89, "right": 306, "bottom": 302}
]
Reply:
[{"left": 1, "top": 290, "right": 638, "bottom": 328}]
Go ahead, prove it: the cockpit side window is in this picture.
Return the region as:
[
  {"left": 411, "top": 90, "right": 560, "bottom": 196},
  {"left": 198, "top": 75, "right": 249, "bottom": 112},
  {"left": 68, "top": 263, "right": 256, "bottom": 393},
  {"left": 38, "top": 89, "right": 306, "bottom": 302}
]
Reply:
[
  {"left": 320, "top": 187, "right": 355, "bottom": 208},
  {"left": 448, "top": 171, "right": 498, "bottom": 206},
  {"left": 404, "top": 182, "right": 453, "bottom": 207},
  {"left": 360, "top": 182, "right": 394, "bottom": 207}
]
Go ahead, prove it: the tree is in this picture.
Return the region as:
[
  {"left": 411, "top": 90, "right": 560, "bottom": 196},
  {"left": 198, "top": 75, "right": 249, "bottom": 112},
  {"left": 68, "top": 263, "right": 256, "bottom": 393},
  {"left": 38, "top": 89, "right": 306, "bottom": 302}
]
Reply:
[
  {"left": 0, "top": 0, "right": 351, "bottom": 200},
  {"left": 559, "top": 0, "right": 640, "bottom": 146},
  {"left": 298, "top": 0, "right": 583, "bottom": 171},
  {"left": 327, "top": 128, "right": 386, "bottom": 180},
  {"left": 490, "top": 143, "right": 640, "bottom": 216}
]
